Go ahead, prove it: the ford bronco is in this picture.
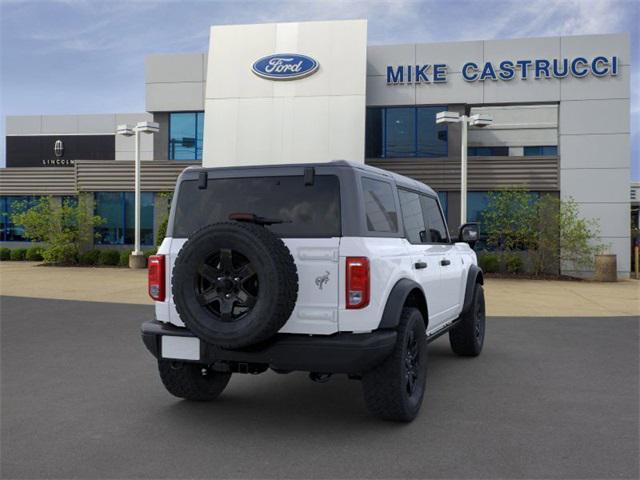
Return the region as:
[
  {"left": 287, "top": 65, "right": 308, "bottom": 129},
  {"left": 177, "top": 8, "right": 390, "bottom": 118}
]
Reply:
[{"left": 142, "top": 161, "right": 485, "bottom": 422}]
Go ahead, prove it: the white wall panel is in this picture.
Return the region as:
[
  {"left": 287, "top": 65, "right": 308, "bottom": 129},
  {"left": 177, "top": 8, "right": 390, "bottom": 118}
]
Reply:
[
  {"left": 203, "top": 20, "right": 367, "bottom": 167},
  {"left": 576, "top": 203, "right": 630, "bottom": 240},
  {"left": 560, "top": 134, "right": 629, "bottom": 169},
  {"left": 146, "top": 54, "right": 205, "bottom": 83},
  {"left": 415, "top": 73, "right": 483, "bottom": 104},
  {"left": 366, "top": 75, "right": 415, "bottom": 106},
  {"left": 560, "top": 99, "right": 629, "bottom": 135},
  {"left": 469, "top": 128, "right": 557, "bottom": 147},
  {"left": 483, "top": 77, "right": 561, "bottom": 103},
  {"left": 41, "top": 116, "right": 78, "bottom": 134},
  {"left": 560, "top": 65, "right": 630, "bottom": 101},
  {"left": 560, "top": 168, "right": 629, "bottom": 203},
  {"left": 6, "top": 116, "right": 42, "bottom": 134},
  {"left": 77, "top": 114, "right": 116, "bottom": 134},
  {"left": 146, "top": 82, "right": 205, "bottom": 112}
]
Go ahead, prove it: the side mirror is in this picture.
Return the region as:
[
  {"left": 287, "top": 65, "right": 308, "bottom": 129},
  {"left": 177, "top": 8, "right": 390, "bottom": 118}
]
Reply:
[{"left": 459, "top": 223, "right": 480, "bottom": 247}]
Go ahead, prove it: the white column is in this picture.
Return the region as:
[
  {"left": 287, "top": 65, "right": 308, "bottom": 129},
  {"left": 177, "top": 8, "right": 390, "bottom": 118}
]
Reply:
[
  {"left": 134, "top": 129, "right": 141, "bottom": 255},
  {"left": 460, "top": 116, "right": 468, "bottom": 225}
]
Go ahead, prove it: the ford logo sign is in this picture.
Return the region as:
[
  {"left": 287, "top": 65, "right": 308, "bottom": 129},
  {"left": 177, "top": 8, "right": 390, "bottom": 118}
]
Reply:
[{"left": 252, "top": 53, "right": 319, "bottom": 80}]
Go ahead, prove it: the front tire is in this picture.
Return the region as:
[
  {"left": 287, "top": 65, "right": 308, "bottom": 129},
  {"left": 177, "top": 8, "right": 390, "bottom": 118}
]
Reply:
[
  {"left": 158, "top": 360, "right": 231, "bottom": 401},
  {"left": 362, "top": 308, "right": 427, "bottom": 422},
  {"left": 449, "top": 284, "right": 486, "bottom": 356}
]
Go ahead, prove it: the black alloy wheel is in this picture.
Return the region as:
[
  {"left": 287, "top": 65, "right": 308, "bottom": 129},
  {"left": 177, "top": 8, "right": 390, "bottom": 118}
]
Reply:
[
  {"left": 404, "top": 328, "right": 421, "bottom": 397},
  {"left": 196, "top": 248, "right": 259, "bottom": 322}
]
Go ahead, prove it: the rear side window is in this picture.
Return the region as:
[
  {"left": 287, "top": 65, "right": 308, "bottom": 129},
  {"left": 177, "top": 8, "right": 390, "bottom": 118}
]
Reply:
[
  {"left": 420, "top": 195, "right": 449, "bottom": 243},
  {"left": 361, "top": 177, "right": 398, "bottom": 233},
  {"left": 173, "top": 175, "right": 341, "bottom": 238},
  {"left": 398, "top": 189, "right": 427, "bottom": 244}
]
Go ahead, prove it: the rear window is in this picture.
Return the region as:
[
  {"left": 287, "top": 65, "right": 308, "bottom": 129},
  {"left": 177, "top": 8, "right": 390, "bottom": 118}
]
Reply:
[{"left": 172, "top": 175, "right": 341, "bottom": 238}]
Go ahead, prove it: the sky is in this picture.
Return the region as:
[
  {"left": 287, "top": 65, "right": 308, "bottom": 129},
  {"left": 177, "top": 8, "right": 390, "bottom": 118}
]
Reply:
[{"left": 1, "top": 0, "right": 638, "bottom": 178}]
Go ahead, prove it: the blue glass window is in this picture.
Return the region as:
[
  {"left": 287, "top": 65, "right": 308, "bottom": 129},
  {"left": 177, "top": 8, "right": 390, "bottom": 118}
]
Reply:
[
  {"left": 437, "top": 191, "right": 448, "bottom": 219},
  {"left": 386, "top": 108, "right": 415, "bottom": 157},
  {"left": 0, "top": 196, "right": 40, "bottom": 242},
  {"left": 467, "top": 191, "right": 540, "bottom": 229},
  {"left": 467, "top": 192, "right": 491, "bottom": 225},
  {"left": 169, "top": 112, "right": 204, "bottom": 160},
  {"left": 523, "top": 145, "right": 558, "bottom": 156},
  {"left": 365, "top": 106, "right": 448, "bottom": 158},
  {"left": 95, "top": 192, "right": 154, "bottom": 245},
  {"left": 468, "top": 146, "right": 509, "bottom": 156}
]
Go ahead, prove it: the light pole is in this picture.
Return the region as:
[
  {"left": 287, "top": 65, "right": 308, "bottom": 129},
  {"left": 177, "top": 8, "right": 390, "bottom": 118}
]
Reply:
[
  {"left": 116, "top": 121, "right": 159, "bottom": 268},
  {"left": 436, "top": 111, "right": 492, "bottom": 225}
]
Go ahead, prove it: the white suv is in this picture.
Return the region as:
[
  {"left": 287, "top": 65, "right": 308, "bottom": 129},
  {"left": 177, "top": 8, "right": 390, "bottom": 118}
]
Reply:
[{"left": 142, "top": 161, "right": 485, "bottom": 422}]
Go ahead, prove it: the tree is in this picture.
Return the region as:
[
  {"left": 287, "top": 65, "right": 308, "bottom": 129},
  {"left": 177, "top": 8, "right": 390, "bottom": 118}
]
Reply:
[
  {"left": 11, "top": 197, "right": 104, "bottom": 265},
  {"left": 481, "top": 189, "right": 605, "bottom": 277},
  {"left": 481, "top": 188, "right": 537, "bottom": 252}
]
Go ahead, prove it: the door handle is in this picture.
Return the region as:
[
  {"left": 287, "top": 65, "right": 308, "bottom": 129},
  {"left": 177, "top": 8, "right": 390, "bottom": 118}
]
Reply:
[
  {"left": 414, "top": 262, "right": 427, "bottom": 270},
  {"left": 440, "top": 259, "right": 451, "bottom": 266}
]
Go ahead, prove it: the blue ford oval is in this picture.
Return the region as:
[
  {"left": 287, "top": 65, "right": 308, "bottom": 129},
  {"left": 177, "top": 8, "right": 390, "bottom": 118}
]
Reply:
[{"left": 252, "top": 53, "right": 319, "bottom": 80}]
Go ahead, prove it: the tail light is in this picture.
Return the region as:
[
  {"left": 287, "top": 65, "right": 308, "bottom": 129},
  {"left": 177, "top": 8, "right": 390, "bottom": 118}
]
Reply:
[
  {"left": 148, "top": 255, "right": 166, "bottom": 301},
  {"left": 346, "top": 257, "right": 370, "bottom": 309}
]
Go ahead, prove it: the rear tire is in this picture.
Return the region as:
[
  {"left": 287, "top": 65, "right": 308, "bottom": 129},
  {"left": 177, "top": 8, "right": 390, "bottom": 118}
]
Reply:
[
  {"left": 362, "top": 308, "right": 427, "bottom": 422},
  {"left": 158, "top": 360, "right": 231, "bottom": 401},
  {"left": 449, "top": 284, "right": 486, "bottom": 356}
]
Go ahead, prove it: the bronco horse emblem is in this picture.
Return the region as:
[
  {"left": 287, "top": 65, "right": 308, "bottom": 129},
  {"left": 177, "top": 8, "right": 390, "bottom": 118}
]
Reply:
[{"left": 315, "top": 271, "right": 330, "bottom": 290}]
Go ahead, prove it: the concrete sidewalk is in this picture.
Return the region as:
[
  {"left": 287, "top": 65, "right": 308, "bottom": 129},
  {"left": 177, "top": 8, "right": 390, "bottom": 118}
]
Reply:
[{"left": 0, "top": 262, "right": 638, "bottom": 317}]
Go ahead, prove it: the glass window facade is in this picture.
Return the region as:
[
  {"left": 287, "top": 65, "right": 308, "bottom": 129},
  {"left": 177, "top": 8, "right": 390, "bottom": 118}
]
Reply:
[
  {"left": 437, "top": 192, "right": 448, "bottom": 219},
  {"left": 524, "top": 145, "right": 558, "bottom": 156},
  {"left": 365, "top": 106, "right": 448, "bottom": 158},
  {"left": 0, "top": 196, "right": 39, "bottom": 242},
  {"left": 169, "top": 112, "right": 204, "bottom": 160},
  {"left": 467, "top": 191, "right": 540, "bottom": 228},
  {"left": 468, "top": 146, "right": 509, "bottom": 156},
  {"left": 95, "top": 192, "right": 154, "bottom": 245}
]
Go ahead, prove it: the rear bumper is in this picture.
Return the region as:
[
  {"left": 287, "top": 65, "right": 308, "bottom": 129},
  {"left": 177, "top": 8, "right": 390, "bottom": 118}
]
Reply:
[{"left": 141, "top": 320, "right": 397, "bottom": 374}]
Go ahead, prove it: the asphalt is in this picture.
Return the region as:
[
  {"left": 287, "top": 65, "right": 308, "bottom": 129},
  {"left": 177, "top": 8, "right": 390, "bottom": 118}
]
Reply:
[{"left": 1, "top": 296, "right": 638, "bottom": 479}]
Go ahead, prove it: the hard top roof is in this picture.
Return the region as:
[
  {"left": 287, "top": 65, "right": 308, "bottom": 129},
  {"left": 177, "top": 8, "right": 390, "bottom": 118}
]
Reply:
[{"left": 184, "top": 160, "right": 437, "bottom": 196}]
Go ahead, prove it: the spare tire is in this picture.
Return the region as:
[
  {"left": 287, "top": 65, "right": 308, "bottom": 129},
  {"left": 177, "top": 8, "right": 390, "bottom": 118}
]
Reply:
[{"left": 172, "top": 222, "right": 298, "bottom": 349}]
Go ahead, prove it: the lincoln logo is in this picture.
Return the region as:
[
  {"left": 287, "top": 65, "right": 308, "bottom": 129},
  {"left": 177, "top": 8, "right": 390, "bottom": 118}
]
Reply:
[
  {"left": 54, "top": 139, "right": 64, "bottom": 158},
  {"left": 252, "top": 53, "right": 319, "bottom": 80}
]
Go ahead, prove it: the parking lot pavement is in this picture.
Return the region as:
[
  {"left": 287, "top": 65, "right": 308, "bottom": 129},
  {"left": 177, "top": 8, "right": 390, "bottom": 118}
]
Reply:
[{"left": 1, "top": 296, "right": 638, "bottom": 479}]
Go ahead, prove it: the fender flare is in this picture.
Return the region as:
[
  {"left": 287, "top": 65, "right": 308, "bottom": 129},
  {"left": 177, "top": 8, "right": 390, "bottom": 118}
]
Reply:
[
  {"left": 461, "top": 264, "right": 484, "bottom": 314},
  {"left": 378, "top": 278, "right": 428, "bottom": 330}
]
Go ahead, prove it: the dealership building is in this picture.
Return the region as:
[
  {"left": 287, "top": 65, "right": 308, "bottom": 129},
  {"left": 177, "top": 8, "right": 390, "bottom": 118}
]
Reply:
[{"left": 0, "top": 20, "right": 632, "bottom": 277}]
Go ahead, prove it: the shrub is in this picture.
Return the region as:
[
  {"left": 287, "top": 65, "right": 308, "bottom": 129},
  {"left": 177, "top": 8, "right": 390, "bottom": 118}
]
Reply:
[
  {"left": 43, "top": 244, "right": 79, "bottom": 264},
  {"left": 156, "top": 217, "right": 168, "bottom": 247},
  {"left": 0, "top": 248, "right": 10, "bottom": 261},
  {"left": 11, "top": 196, "right": 104, "bottom": 265},
  {"left": 505, "top": 253, "right": 524, "bottom": 274},
  {"left": 98, "top": 250, "right": 121, "bottom": 266},
  {"left": 25, "top": 246, "right": 44, "bottom": 261},
  {"left": 119, "top": 251, "right": 130, "bottom": 267},
  {"left": 10, "top": 248, "right": 27, "bottom": 261},
  {"left": 79, "top": 249, "right": 101, "bottom": 266},
  {"left": 479, "top": 253, "right": 499, "bottom": 273}
]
